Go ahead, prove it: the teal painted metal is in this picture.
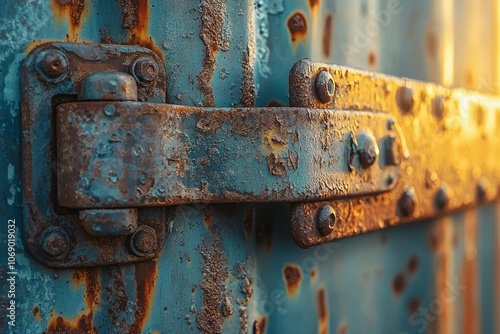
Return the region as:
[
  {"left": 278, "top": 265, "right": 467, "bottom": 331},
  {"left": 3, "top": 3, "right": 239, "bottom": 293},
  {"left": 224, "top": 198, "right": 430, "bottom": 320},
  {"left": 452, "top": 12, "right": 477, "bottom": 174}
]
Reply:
[{"left": 0, "top": 1, "right": 499, "bottom": 334}]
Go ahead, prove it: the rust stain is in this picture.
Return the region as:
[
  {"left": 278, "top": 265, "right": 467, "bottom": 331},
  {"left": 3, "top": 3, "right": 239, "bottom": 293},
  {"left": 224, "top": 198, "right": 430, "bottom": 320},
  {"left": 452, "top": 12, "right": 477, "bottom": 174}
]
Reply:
[
  {"left": 32, "top": 306, "right": 43, "bottom": 322},
  {"left": 120, "top": 0, "right": 163, "bottom": 60},
  {"left": 283, "top": 264, "right": 302, "bottom": 296},
  {"left": 337, "top": 322, "right": 347, "bottom": 334},
  {"left": 322, "top": 14, "right": 333, "bottom": 58},
  {"left": 72, "top": 268, "right": 100, "bottom": 312},
  {"left": 311, "top": 268, "right": 317, "bottom": 281},
  {"left": 462, "top": 210, "right": 479, "bottom": 334},
  {"left": 309, "top": 0, "right": 320, "bottom": 8},
  {"left": 198, "top": 0, "right": 230, "bottom": 106},
  {"left": 130, "top": 260, "right": 158, "bottom": 334},
  {"left": 45, "top": 313, "right": 97, "bottom": 334},
  {"left": 407, "top": 255, "right": 419, "bottom": 276},
  {"left": 435, "top": 217, "right": 454, "bottom": 334},
  {"left": 253, "top": 316, "right": 267, "bottom": 334},
  {"left": 408, "top": 298, "right": 420, "bottom": 314},
  {"left": 240, "top": 48, "right": 255, "bottom": 107},
  {"left": 204, "top": 206, "right": 215, "bottom": 229},
  {"left": 266, "top": 100, "right": 285, "bottom": 107},
  {"left": 392, "top": 272, "right": 406, "bottom": 296},
  {"left": 426, "top": 31, "right": 436, "bottom": 58},
  {"left": 244, "top": 206, "right": 254, "bottom": 239},
  {"left": 197, "top": 233, "right": 229, "bottom": 333},
  {"left": 51, "top": 0, "right": 86, "bottom": 36},
  {"left": 318, "top": 288, "right": 329, "bottom": 334},
  {"left": 104, "top": 266, "right": 129, "bottom": 327},
  {"left": 287, "top": 12, "right": 308, "bottom": 44},
  {"left": 266, "top": 153, "right": 287, "bottom": 178},
  {"left": 368, "top": 51, "right": 376, "bottom": 67}
]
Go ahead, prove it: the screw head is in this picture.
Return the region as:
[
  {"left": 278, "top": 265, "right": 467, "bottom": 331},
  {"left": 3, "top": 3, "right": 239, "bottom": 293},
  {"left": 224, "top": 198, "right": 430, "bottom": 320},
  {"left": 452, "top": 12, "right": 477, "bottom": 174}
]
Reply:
[
  {"left": 396, "top": 86, "right": 414, "bottom": 114},
  {"left": 356, "top": 132, "right": 379, "bottom": 169},
  {"left": 41, "top": 230, "right": 70, "bottom": 258},
  {"left": 132, "top": 56, "right": 159, "bottom": 85},
  {"left": 399, "top": 188, "right": 416, "bottom": 217},
  {"left": 317, "top": 205, "right": 336, "bottom": 236},
  {"left": 129, "top": 226, "right": 158, "bottom": 256},
  {"left": 36, "top": 49, "right": 69, "bottom": 83},
  {"left": 435, "top": 186, "right": 449, "bottom": 210},
  {"left": 315, "top": 71, "right": 335, "bottom": 103}
]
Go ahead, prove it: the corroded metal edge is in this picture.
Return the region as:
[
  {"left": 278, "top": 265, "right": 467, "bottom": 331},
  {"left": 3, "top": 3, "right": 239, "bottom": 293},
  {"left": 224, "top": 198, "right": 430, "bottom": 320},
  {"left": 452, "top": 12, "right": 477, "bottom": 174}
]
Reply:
[
  {"left": 21, "top": 42, "right": 167, "bottom": 267},
  {"left": 290, "top": 59, "right": 500, "bottom": 247}
]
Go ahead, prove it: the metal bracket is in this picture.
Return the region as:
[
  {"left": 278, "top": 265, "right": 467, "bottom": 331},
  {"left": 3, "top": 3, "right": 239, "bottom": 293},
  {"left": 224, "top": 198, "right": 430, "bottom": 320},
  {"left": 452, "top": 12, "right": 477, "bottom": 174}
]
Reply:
[
  {"left": 22, "top": 42, "right": 168, "bottom": 267},
  {"left": 289, "top": 59, "right": 500, "bottom": 247}
]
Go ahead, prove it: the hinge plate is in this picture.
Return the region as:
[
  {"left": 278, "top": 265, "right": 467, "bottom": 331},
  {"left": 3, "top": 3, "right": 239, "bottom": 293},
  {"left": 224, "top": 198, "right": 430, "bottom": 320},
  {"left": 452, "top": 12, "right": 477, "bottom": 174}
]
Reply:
[
  {"left": 290, "top": 59, "right": 500, "bottom": 247},
  {"left": 22, "top": 42, "right": 168, "bottom": 267}
]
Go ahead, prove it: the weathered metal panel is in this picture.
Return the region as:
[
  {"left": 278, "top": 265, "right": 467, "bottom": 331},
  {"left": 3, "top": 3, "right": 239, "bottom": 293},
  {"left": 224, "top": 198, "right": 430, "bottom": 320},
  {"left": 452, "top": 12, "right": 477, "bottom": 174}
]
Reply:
[{"left": 0, "top": 1, "right": 499, "bottom": 334}]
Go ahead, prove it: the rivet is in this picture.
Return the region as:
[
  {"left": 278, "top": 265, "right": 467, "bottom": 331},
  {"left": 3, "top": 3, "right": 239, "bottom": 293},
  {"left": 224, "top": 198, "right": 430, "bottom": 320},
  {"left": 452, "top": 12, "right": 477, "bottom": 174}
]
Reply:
[
  {"left": 356, "top": 132, "right": 379, "bottom": 169},
  {"left": 477, "top": 179, "right": 489, "bottom": 202},
  {"left": 132, "top": 56, "right": 160, "bottom": 85},
  {"left": 104, "top": 105, "right": 116, "bottom": 117},
  {"left": 36, "top": 49, "right": 69, "bottom": 83},
  {"left": 432, "top": 96, "right": 446, "bottom": 119},
  {"left": 317, "top": 205, "right": 336, "bottom": 236},
  {"left": 315, "top": 71, "right": 335, "bottom": 103},
  {"left": 399, "top": 188, "right": 416, "bottom": 217},
  {"left": 129, "top": 226, "right": 158, "bottom": 256},
  {"left": 435, "top": 186, "right": 449, "bottom": 210},
  {"left": 41, "top": 229, "right": 70, "bottom": 258},
  {"left": 396, "top": 86, "right": 414, "bottom": 114}
]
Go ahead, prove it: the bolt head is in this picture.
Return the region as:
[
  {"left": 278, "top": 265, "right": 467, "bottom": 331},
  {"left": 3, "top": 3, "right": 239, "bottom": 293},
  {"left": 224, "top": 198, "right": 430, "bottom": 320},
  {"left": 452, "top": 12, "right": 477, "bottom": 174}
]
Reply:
[
  {"left": 315, "top": 71, "right": 335, "bottom": 103},
  {"left": 133, "top": 57, "right": 159, "bottom": 84},
  {"left": 399, "top": 188, "right": 416, "bottom": 217},
  {"left": 435, "top": 186, "right": 449, "bottom": 210},
  {"left": 41, "top": 230, "right": 70, "bottom": 258},
  {"left": 396, "top": 86, "right": 414, "bottom": 114},
  {"left": 317, "top": 205, "right": 336, "bottom": 236},
  {"left": 356, "top": 132, "right": 379, "bottom": 169},
  {"left": 130, "top": 226, "right": 158, "bottom": 256},
  {"left": 36, "top": 49, "right": 69, "bottom": 83}
]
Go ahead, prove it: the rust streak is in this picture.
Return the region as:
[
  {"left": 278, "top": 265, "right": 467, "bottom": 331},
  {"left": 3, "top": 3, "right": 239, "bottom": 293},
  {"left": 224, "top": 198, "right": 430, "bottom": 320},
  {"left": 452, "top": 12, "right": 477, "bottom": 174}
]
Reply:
[
  {"left": 197, "top": 233, "right": 229, "bottom": 333},
  {"left": 283, "top": 264, "right": 302, "bottom": 296},
  {"left": 392, "top": 273, "right": 406, "bottom": 296},
  {"left": 240, "top": 48, "right": 255, "bottom": 107},
  {"left": 318, "top": 288, "right": 328, "bottom": 334},
  {"left": 435, "top": 216, "right": 454, "bottom": 334},
  {"left": 129, "top": 260, "right": 158, "bottom": 334},
  {"left": 51, "top": 0, "right": 86, "bottom": 37},
  {"left": 198, "top": 0, "right": 230, "bottom": 107},
  {"left": 407, "top": 255, "right": 419, "bottom": 276},
  {"left": 72, "top": 268, "right": 101, "bottom": 312},
  {"left": 462, "top": 210, "right": 479, "bottom": 334},
  {"left": 253, "top": 316, "right": 267, "bottom": 334},
  {"left": 322, "top": 14, "right": 333, "bottom": 58},
  {"left": 44, "top": 313, "right": 97, "bottom": 334},
  {"left": 309, "top": 0, "right": 320, "bottom": 8}
]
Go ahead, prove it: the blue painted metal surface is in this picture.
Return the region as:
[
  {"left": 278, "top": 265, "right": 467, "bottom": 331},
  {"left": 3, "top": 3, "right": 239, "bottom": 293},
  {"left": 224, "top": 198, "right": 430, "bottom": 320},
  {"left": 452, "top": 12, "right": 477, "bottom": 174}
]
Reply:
[{"left": 0, "top": 1, "right": 499, "bottom": 334}]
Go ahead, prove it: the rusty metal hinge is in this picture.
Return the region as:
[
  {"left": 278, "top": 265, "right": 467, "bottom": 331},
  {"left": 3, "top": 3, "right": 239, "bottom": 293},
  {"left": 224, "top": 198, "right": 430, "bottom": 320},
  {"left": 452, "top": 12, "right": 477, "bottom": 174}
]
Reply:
[{"left": 23, "top": 43, "right": 500, "bottom": 267}]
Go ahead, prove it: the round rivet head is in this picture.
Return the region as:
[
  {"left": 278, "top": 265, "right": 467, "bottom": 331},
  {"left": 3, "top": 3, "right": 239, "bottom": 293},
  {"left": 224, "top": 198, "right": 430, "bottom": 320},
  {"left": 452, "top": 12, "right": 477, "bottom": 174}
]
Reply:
[
  {"left": 129, "top": 226, "right": 158, "bottom": 256},
  {"left": 356, "top": 132, "right": 379, "bottom": 169},
  {"left": 435, "top": 186, "right": 449, "bottom": 210},
  {"left": 317, "top": 205, "right": 336, "bottom": 236},
  {"left": 132, "top": 56, "right": 159, "bottom": 85},
  {"left": 432, "top": 96, "right": 446, "bottom": 119},
  {"left": 396, "top": 86, "right": 414, "bottom": 114},
  {"left": 399, "top": 188, "right": 416, "bottom": 217},
  {"left": 36, "top": 49, "right": 69, "bottom": 83},
  {"left": 41, "top": 229, "right": 70, "bottom": 258},
  {"left": 477, "top": 179, "right": 489, "bottom": 202},
  {"left": 315, "top": 70, "right": 335, "bottom": 103}
]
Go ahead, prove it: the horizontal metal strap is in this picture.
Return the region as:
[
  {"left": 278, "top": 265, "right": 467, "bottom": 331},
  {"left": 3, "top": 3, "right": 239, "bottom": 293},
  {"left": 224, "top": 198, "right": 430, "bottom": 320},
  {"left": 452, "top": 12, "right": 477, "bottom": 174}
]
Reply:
[{"left": 56, "top": 102, "right": 400, "bottom": 208}]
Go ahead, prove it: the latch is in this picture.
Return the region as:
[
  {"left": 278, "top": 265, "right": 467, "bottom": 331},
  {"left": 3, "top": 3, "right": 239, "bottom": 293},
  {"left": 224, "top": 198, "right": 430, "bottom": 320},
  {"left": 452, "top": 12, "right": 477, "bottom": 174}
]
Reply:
[{"left": 23, "top": 43, "right": 500, "bottom": 267}]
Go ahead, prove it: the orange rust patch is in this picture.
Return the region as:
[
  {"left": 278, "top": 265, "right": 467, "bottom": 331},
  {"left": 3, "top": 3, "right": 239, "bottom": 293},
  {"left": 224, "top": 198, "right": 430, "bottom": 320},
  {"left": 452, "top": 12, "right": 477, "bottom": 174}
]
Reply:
[
  {"left": 51, "top": 0, "right": 86, "bottom": 36},
  {"left": 407, "top": 255, "right": 419, "bottom": 276},
  {"left": 203, "top": 206, "right": 215, "bottom": 229},
  {"left": 409, "top": 298, "right": 420, "bottom": 314},
  {"left": 130, "top": 260, "right": 158, "bottom": 333},
  {"left": 426, "top": 31, "right": 436, "bottom": 58},
  {"left": 45, "top": 313, "right": 97, "bottom": 334},
  {"left": 283, "top": 264, "right": 302, "bottom": 295},
  {"left": 311, "top": 268, "right": 317, "bottom": 281},
  {"left": 71, "top": 268, "right": 100, "bottom": 312},
  {"left": 266, "top": 100, "right": 285, "bottom": 107},
  {"left": 32, "top": 306, "right": 43, "bottom": 322},
  {"left": 287, "top": 12, "right": 308, "bottom": 44},
  {"left": 318, "top": 288, "right": 328, "bottom": 334},
  {"left": 392, "top": 273, "right": 406, "bottom": 296},
  {"left": 322, "top": 14, "right": 333, "bottom": 58},
  {"left": 240, "top": 48, "right": 255, "bottom": 107},
  {"left": 309, "top": 0, "right": 320, "bottom": 8},
  {"left": 368, "top": 51, "right": 376, "bottom": 67},
  {"left": 337, "top": 322, "right": 347, "bottom": 334},
  {"left": 253, "top": 316, "right": 267, "bottom": 334},
  {"left": 435, "top": 217, "right": 454, "bottom": 334},
  {"left": 462, "top": 211, "right": 479, "bottom": 333}
]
